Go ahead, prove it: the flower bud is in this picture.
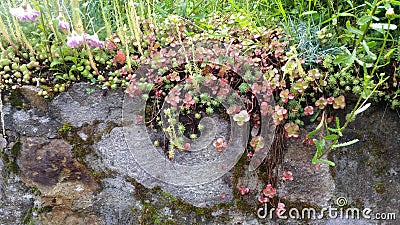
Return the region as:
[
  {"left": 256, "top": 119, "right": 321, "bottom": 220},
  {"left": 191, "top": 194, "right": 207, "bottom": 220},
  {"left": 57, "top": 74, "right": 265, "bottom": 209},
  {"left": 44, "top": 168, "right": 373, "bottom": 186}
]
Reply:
[{"left": 386, "top": 7, "right": 395, "bottom": 19}]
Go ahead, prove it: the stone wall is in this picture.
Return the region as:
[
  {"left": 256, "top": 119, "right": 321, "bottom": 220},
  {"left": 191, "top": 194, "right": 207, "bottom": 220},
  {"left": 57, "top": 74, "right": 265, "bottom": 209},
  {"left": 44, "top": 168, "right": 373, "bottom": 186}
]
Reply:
[{"left": 0, "top": 83, "right": 398, "bottom": 224}]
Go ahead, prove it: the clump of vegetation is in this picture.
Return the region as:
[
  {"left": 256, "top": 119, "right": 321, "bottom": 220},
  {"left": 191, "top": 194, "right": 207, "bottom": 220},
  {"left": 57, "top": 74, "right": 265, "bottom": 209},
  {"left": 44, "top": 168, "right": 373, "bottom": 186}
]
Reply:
[{"left": 1, "top": 0, "right": 399, "bottom": 218}]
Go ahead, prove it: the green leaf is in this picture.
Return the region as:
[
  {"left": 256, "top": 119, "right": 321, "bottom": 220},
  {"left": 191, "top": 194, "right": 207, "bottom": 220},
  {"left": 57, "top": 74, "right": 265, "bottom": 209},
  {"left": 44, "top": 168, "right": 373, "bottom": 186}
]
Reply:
[
  {"left": 314, "top": 139, "right": 326, "bottom": 153},
  {"left": 338, "top": 12, "right": 355, "bottom": 17},
  {"left": 328, "top": 123, "right": 343, "bottom": 136},
  {"left": 389, "top": 0, "right": 400, "bottom": 5},
  {"left": 334, "top": 47, "right": 357, "bottom": 67},
  {"left": 323, "top": 134, "right": 339, "bottom": 140},
  {"left": 327, "top": 127, "right": 340, "bottom": 133},
  {"left": 333, "top": 139, "right": 359, "bottom": 148},
  {"left": 312, "top": 152, "right": 318, "bottom": 164},
  {"left": 50, "top": 61, "right": 63, "bottom": 68},
  {"left": 317, "top": 159, "right": 336, "bottom": 166},
  {"left": 55, "top": 75, "right": 65, "bottom": 80},
  {"left": 361, "top": 40, "right": 377, "bottom": 60},
  {"left": 357, "top": 15, "right": 372, "bottom": 26},
  {"left": 335, "top": 117, "right": 341, "bottom": 129},
  {"left": 384, "top": 48, "right": 396, "bottom": 59},
  {"left": 77, "top": 66, "right": 84, "bottom": 71},
  {"left": 64, "top": 56, "right": 77, "bottom": 64},
  {"left": 307, "top": 111, "right": 325, "bottom": 138},
  {"left": 355, "top": 58, "right": 373, "bottom": 68},
  {"left": 346, "top": 20, "right": 363, "bottom": 35},
  {"left": 310, "top": 110, "right": 320, "bottom": 123}
]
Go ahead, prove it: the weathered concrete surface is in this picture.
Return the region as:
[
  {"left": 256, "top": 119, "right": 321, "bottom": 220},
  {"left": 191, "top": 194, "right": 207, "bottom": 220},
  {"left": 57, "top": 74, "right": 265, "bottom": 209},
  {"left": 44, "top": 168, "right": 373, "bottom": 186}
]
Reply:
[
  {"left": 279, "top": 129, "right": 335, "bottom": 207},
  {"left": 332, "top": 104, "right": 400, "bottom": 224},
  {"left": 0, "top": 165, "right": 34, "bottom": 225},
  {"left": 50, "top": 83, "right": 123, "bottom": 127},
  {"left": 4, "top": 105, "right": 60, "bottom": 137},
  {"left": 93, "top": 125, "right": 235, "bottom": 208},
  {"left": 92, "top": 177, "right": 141, "bottom": 225},
  {"left": 0, "top": 82, "right": 399, "bottom": 224}
]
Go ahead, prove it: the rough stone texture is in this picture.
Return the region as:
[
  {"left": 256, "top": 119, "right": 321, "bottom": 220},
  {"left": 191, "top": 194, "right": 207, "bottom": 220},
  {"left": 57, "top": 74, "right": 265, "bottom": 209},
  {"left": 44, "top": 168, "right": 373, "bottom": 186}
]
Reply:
[
  {"left": 92, "top": 126, "right": 234, "bottom": 207},
  {"left": 18, "top": 137, "right": 96, "bottom": 192},
  {"left": 17, "top": 137, "right": 100, "bottom": 224},
  {"left": 4, "top": 104, "right": 60, "bottom": 137},
  {"left": 3, "top": 87, "right": 59, "bottom": 137},
  {"left": 0, "top": 82, "right": 399, "bottom": 224},
  {"left": 17, "top": 86, "right": 48, "bottom": 112},
  {"left": 0, "top": 174, "right": 34, "bottom": 225},
  {"left": 37, "top": 209, "right": 100, "bottom": 225},
  {"left": 278, "top": 128, "right": 335, "bottom": 207},
  {"left": 92, "top": 177, "right": 140, "bottom": 224},
  {"left": 50, "top": 83, "right": 123, "bottom": 127},
  {"left": 332, "top": 104, "right": 400, "bottom": 224},
  {"left": 0, "top": 134, "right": 35, "bottom": 225}
]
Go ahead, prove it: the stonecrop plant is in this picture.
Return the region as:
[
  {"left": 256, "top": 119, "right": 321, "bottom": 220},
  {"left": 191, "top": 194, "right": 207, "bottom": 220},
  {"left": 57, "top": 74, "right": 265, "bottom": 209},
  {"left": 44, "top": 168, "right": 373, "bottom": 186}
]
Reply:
[{"left": 1, "top": 0, "right": 400, "bottom": 216}]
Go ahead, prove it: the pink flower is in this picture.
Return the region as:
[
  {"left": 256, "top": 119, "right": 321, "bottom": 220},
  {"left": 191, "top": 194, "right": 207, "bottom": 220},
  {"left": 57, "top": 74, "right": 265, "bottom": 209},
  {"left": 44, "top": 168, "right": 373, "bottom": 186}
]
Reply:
[
  {"left": 85, "top": 33, "right": 104, "bottom": 48},
  {"left": 10, "top": 2, "right": 40, "bottom": 22},
  {"left": 238, "top": 186, "right": 250, "bottom": 195},
  {"left": 246, "top": 152, "right": 253, "bottom": 159},
  {"left": 304, "top": 106, "right": 314, "bottom": 116},
  {"left": 57, "top": 14, "right": 69, "bottom": 31},
  {"left": 260, "top": 102, "right": 273, "bottom": 116},
  {"left": 252, "top": 83, "right": 265, "bottom": 94},
  {"left": 293, "top": 79, "right": 308, "bottom": 94},
  {"left": 155, "top": 90, "right": 163, "bottom": 99},
  {"left": 135, "top": 115, "right": 143, "bottom": 124},
  {"left": 258, "top": 196, "right": 269, "bottom": 203},
  {"left": 119, "top": 67, "right": 128, "bottom": 75},
  {"left": 315, "top": 97, "right": 327, "bottom": 109},
  {"left": 263, "top": 184, "right": 277, "bottom": 198},
  {"left": 66, "top": 31, "right": 84, "bottom": 47},
  {"left": 106, "top": 39, "right": 118, "bottom": 50},
  {"left": 220, "top": 193, "right": 226, "bottom": 199},
  {"left": 282, "top": 171, "right": 293, "bottom": 181},
  {"left": 303, "top": 136, "right": 315, "bottom": 145},
  {"left": 183, "top": 93, "right": 195, "bottom": 107},
  {"left": 333, "top": 95, "right": 346, "bottom": 109},
  {"left": 327, "top": 96, "right": 335, "bottom": 105},
  {"left": 213, "top": 137, "right": 228, "bottom": 152},
  {"left": 58, "top": 20, "right": 69, "bottom": 31},
  {"left": 279, "top": 89, "right": 294, "bottom": 103},
  {"left": 284, "top": 122, "right": 300, "bottom": 138},
  {"left": 273, "top": 105, "right": 288, "bottom": 125},
  {"left": 125, "top": 80, "right": 142, "bottom": 98},
  {"left": 165, "top": 88, "right": 180, "bottom": 106},
  {"left": 167, "top": 72, "right": 180, "bottom": 82},
  {"left": 184, "top": 143, "right": 191, "bottom": 150},
  {"left": 308, "top": 69, "right": 321, "bottom": 81},
  {"left": 226, "top": 105, "right": 241, "bottom": 115},
  {"left": 113, "top": 51, "right": 126, "bottom": 65}
]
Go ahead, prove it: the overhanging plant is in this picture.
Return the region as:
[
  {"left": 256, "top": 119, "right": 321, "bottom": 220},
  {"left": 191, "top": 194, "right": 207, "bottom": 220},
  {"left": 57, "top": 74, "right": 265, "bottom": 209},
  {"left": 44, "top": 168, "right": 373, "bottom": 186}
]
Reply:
[{"left": 306, "top": 0, "right": 396, "bottom": 166}]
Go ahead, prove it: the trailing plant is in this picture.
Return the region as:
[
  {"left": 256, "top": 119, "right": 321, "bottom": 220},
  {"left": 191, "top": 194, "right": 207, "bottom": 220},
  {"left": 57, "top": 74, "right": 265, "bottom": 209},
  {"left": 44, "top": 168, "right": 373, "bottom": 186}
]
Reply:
[{"left": 306, "top": 0, "right": 396, "bottom": 166}]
